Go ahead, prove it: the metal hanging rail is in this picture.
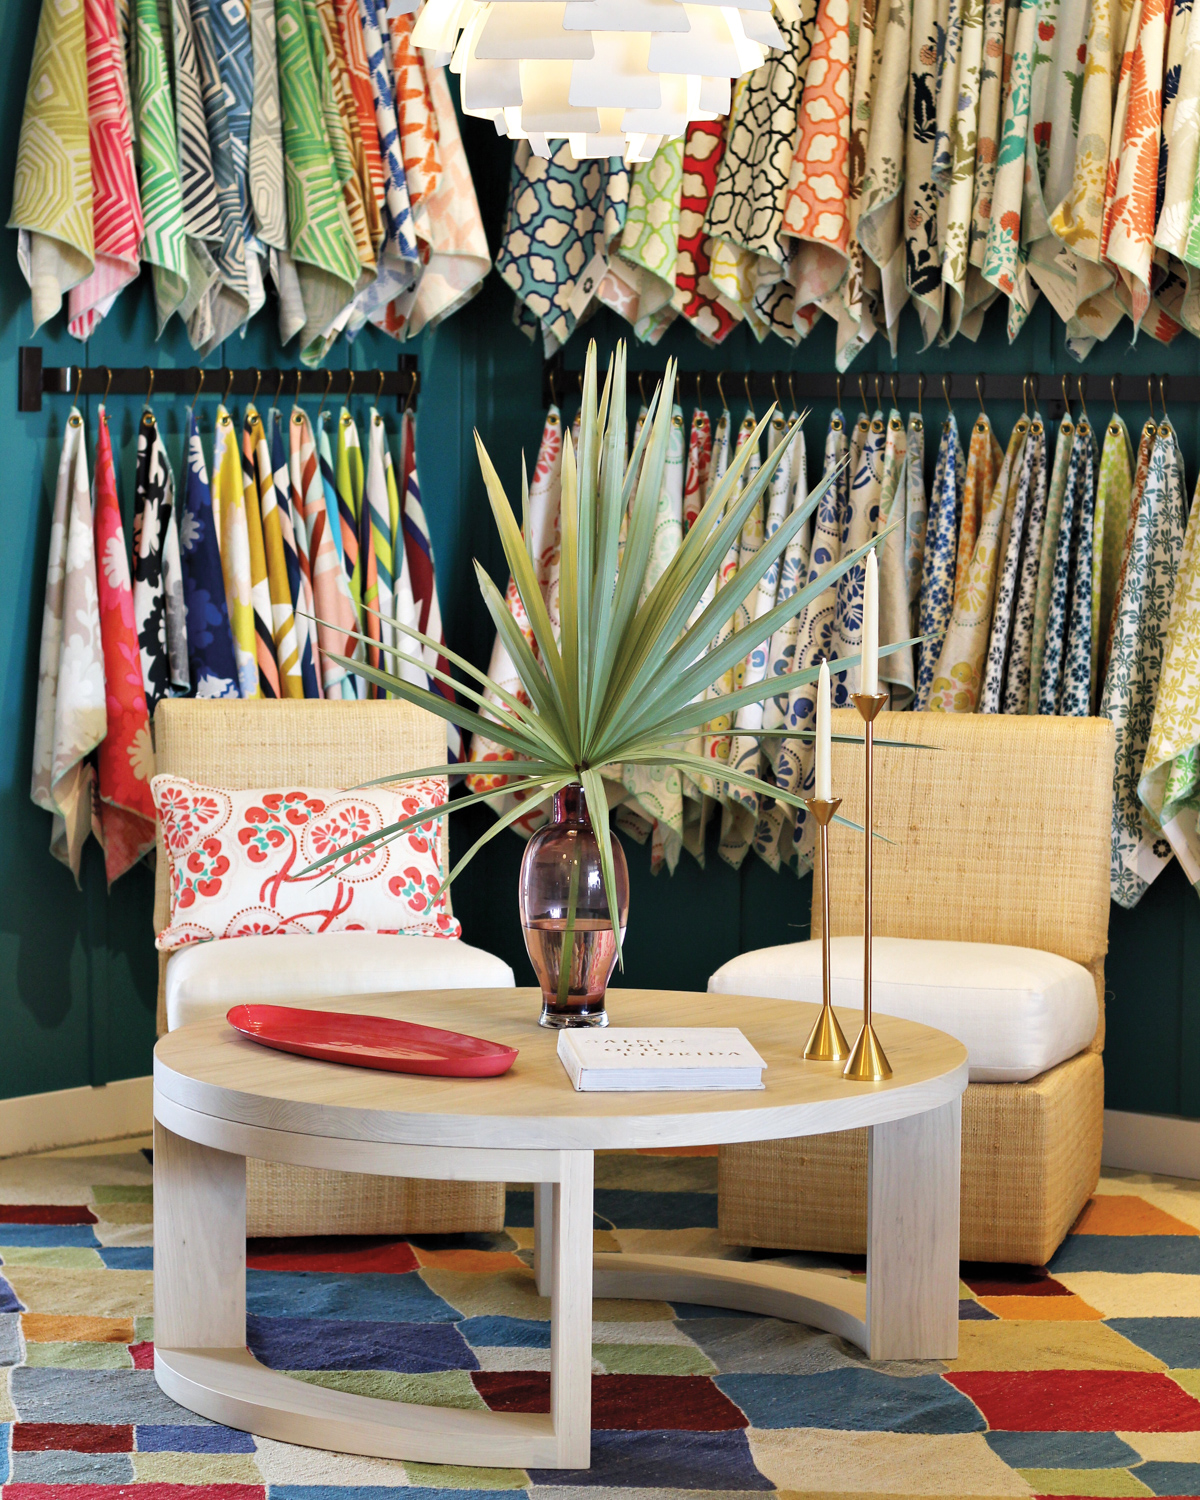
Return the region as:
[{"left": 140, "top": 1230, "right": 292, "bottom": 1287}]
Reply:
[
  {"left": 17, "top": 347, "right": 420, "bottom": 414},
  {"left": 541, "top": 357, "right": 1193, "bottom": 420}
]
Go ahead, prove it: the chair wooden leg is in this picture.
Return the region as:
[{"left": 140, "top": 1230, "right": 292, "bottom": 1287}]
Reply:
[
  {"left": 550, "top": 1151, "right": 594, "bottom": 1468},
  {"left": 867, "top": 1097, "right": 961, "bottom": 1361}
]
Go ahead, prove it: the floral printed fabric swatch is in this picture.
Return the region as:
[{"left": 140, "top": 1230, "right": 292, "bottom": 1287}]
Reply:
[
  {"left": 914, "top": 413, "right": 965, "bottom": 709},
  {"left": 93, "top": 407, "right": 156, "bottom": 885},
  {"left": 133, "top": 408, "right": 190, "bottom": 714},
  {"left": 831, "top": 409, "right": 887, "bottom": 703},
  {"left": 1061, "top": 423, "right": 1100, "bottom": 715},
  {"left": 981, "top": 0, "right": 1039, "bottom": 338},
  {"left": 674, "top": 120, "right": 741, "bottom": 344},
  {"left": 858, "top": 0, "right": 913, "bottom": 346},
  {"left": 1038, "top": 421, "right": 1097, "bottom": 715},
  {"left": 904, "top": 413, "right": 928, "bottom": 630},
  {"left": 1027, "top": 413, "right": 1076, "bottom": 709},
  {"left": 179, "top": 410, "right": 240, "bottom": 701},
  {"left": 1102, "top": 421, "right": 1188, "bottom": 908},
  {"left": 1095, "top": 416, "right": 1135, "bottom": 678},
  {"left": 905, "top": 0, "right": 946, "bottom": 347},
  {"left": 31, "top": 412, "right": 106, "bottom": 883},
  {"left": 998, "top": 416, "right": 1048, "bottom": 713},
  {"left": 929, "top": 415, "right": 1025, "bottom": 712},
  {"left": 876, "top": 411, "right": 914, "bottom": 705}
]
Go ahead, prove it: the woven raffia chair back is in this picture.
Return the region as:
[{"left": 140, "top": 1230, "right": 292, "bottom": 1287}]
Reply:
[
  {"left": 153, "top": 698, "right": 448, "bottom": 1034},
  {"left": 813, "top": 711, "right": 1115, "bottom": 1051}
]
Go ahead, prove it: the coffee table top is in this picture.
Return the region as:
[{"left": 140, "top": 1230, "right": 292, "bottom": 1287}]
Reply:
[{"left": 154, "top": 988, "right": 967, "bottom": 1151}]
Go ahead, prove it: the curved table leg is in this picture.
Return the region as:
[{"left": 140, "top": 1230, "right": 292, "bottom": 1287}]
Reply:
[
  {"left": 593, "top": 1097, "right": 962, "bottom": 1363},
  {"left": 153, "top": 1122, "right": 592, "bottom": 1468}
]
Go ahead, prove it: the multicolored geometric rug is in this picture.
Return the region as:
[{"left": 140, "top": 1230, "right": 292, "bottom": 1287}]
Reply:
[{"left": 1, "top": 1143, "right": 1199, "bottom": 1499}]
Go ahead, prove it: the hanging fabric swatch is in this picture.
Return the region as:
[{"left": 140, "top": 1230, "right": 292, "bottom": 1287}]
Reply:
[
  {"left": 238, "top": 405, "right": 282, "bottom": 698},
  {"left": 858, "top": 0, "right": 913, "bottom": 349},
  {"left": 179, "top": 410, "right": 240, "bottom": 699},
  {"left": 399, "top": 409, "right": 462, "bottom": 762},
  {"left": 683, "top": 406, "right": 713, "bottom": 531},
  {"left": 978, "top": 414, "right": 1044, "bottom": 711},
  {"left": 981, "top": 0, "right": 1040, "bottom": 339},
  {"left": 1038, "top": 420, "right": 1098, "bottom": 714},
  {"left": 289, "top": 405, "right": 358, "bottom": 698},
  {"left": 1102, "top": 420, "right": 1188, "bottom": 908},
  {"left": 276, "top": 0, "right": 361, "bottom": 362},
  {"left": 364, "top": 404, "right": 400, "bottom": 670},
  {"left": 831, "top": 407, "right": 887, "bottom": 704},
  {"left": 245, "top": 403, "right": 302, "bottom": 698},
  {"left": 904, "top": 0, "right": 944, "bottom": 347},
  {"left": 10, "top": 0, "right": 94, "bottom": 334},
  {"left": 904, "top": 411, "right": 927, "bottom": 631},
  {"left": 1094, "top": 414, "right": 1135, "bottom": 674},
  {"left": 133, "top": 407, "right": 190, "bottom": 714},
  {"left": 1104, "top": 417, "right": 1158, "bottom": 673},
  {"left": 497, "top": 143, "right": 629, "bottom": 355},
  {"left": 133, "top": 0, "right": 189, "bottom": 332},
  {"left": 69, "top": 0, "right": 143, "bottom": 339},
  {"left": 31, "top": 410, "right": 105, "bottom": 881},
  {"left": 212, "top": 403, "right": 259, "bottom": 699},
  {"left": 875, "top": 410, "right": 913, "bottom": 706},
  {"left": 674, "top": 121, "right": 741, "bottom": 343},
  {"left": 273, "top": 406, "right": 321, "bottom": 699},
  {"left": 169, "top": 0, "right": 221, "bottom": 344},
  {"left": 914, "top": 412, "right": 966, "bottom": 709},
  {"left": 1139, "top": 464, "right": 1200, "bottom": 894},
  {"left": 335, "top": 404, "right": 375, "bottom": 686},
  {"left": 93, "top": 406, "right": 156, "bottom": 883},
  {"left": 929, "top": 414, "right": 1026, "bottom": 713},
  {"left": 1027, "top": 412, "right": 1077, "bottom": 707},
  {"left": 997, "top": 414, "right": 1050, "bottom": 714}
]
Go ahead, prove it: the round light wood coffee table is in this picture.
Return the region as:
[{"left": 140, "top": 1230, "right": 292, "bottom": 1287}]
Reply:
[{"left": 152, "top": 986, "right": 967, "bottom": 1471}]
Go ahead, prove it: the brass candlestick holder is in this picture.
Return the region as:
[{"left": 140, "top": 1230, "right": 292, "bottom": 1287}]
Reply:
[
  {"left": 802, "top": 796, "right": 849, "bottom": 1062},
  {"left": 844, "top": 692, "right": 892, "bottom": 1083}
]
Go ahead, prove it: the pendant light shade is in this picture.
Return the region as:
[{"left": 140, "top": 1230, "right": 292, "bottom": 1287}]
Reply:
[{"left": 413, "top": 0, "right": 796, "bottom": 160}]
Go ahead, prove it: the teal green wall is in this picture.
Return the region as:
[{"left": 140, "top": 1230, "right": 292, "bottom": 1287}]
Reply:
[{"left": 0, "top": 0, "right": 1195, "bottom": 1117}]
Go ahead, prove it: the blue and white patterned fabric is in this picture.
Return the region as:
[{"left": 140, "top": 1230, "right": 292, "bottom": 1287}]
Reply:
[
  {"left": 997, "top": 417, "right": 1049, "bottom": 714},
  {"left": 352, "top": 0, "right": 420, "bottom": 327},
  {"left": 1039, "top": 421, "right": 1097, "bottom": 715},
  {"left": 913, "top": 413, "right": 965, "bottom": 710},
  {"left": 830, "top": 409, "right": 885, "bottom": 705},
  {"left": 1060, "top": 423, "right": 1100, "bottom": 716},
  {"left": 497, "top": 141, "right": 630, "bottom": 354},
  {"left": 179, "top": 412, "right": 240, "bottom": 699}
]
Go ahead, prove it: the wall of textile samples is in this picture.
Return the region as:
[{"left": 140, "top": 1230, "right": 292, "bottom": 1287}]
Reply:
[{"left": 3, "top": 1, "right": 1200, "bottom": 1127}]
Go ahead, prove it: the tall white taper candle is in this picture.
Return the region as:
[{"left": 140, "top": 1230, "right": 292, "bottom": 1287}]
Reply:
[
  {"left": 815, "top": 659, "right": 832, "bottom": 802},
  {"left": 862, "top": 549, "right": 879, "bottom": 696}
]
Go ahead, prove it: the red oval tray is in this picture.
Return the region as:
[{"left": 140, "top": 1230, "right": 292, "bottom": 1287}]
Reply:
[{"left": 225, "top": 1004, "right": 518, "bottom": 1078}]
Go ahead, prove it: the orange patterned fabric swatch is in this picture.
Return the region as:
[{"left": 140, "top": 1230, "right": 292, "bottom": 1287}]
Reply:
[{"left": 387, "top": 10, "right": 441, "bottom": 224}]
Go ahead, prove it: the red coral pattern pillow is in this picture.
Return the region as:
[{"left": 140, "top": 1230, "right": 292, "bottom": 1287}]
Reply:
[{"left": 152, "top": 775, "right": 460, "bottom": 951}]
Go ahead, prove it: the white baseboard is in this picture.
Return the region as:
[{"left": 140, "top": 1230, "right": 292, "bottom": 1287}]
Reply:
[
  {"left": 1103, "top": 1109, "right": 1200, "bottom": 1181},
  {"left": 0, "top": 1075, "right": 153, "bottom": 1159}
]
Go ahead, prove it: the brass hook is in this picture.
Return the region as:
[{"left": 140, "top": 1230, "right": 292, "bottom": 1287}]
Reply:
[
  {"left": 1061, "top": 374, "right": 1072, "bottom": 421},
  {"left": 295, "top": 369, "right": 302, "bottom": 402},
  {"left": 72, "top": 365, "right": 83, "bottom": 401},
  {"left": 835, "top": 373, "right": 843, "bottom": 409},
  {"left": 771, "top": 373, "right": 781, "bottom": 408},
  {"left": 744, "top": 373, "right": 755, "bottom": 417},
  {"left": 1076, "top": 374, "right": 1089, "bottom": 427},
  {"left": 1110, "top": 374, "right": 1120, "bottom": 418},
  {"left": 1148, "top": 375, "right": 1157, "bottom": 424},
  {"left": 637, "top": 372, "right": 647, "bottom": 408},
  {"left": 376, "top": 369, "right": 385, "bottom": 405},
  {"left": 788, "top": 372, "right": 797, "bottom": 410},
  {"left": 1158, "top": 374, "right": 1169, "bottom": 423},
  {"left": 915, "top": 373, "right": 924, "bottom": 419},
  {"left": 102, "top": 366, "right": 113, "bottom": 403},
  {"left": 1023, "top": 375, "right": 1030, "bottom": 420},
  {"left": 976, "top": 375, "right": 986, "bottom": 416},
  {"left": 716, "top": 371, "right": 728, "bottom": 409},
  {"left": 144, "top": 366, "right": 155, "bottom": 404},
  {"left": 548, "top": 370, "right": 557, "bottom": 407},
  {"left": 858, "top": 375, "right": 869, "bottom": 419},
  {"left": 222, "top": 368, "right": 235, "bottom": 405},
  {"left": 404, "top": 370, "right": 418, "bottom": 414},
  {"left": 317, "top": 368, "right": 333, "bottom": 419},
  {"left": 291, "top": 369, "right": 303, "bottom": 422},
  {"left": 873, "top": 374, "right": 881, "bottom": 410},
  {"left": 275, "top": 369, "right": 285, "bottom": 406},
  {"left": 889, "top": 374, "right": 898, "bottom": 408},
  {"left": 695, "top": 371, "right": 703, "bottom": 403},
  {"left": 346, "top": 368, "right": 356, "bottom": 401},
  {"left": 189, "top": 367, "right": 205, "bottom": 415},
  {"left": 251, "top": 369, "right": 261, "bottom": 404},
  {"left": 942, "top": 374, "right": 953, "bottom": 415}
]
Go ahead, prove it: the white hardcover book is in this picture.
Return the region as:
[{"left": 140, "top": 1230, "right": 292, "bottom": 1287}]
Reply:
[{"left": 556, "top": 1028, "right": 767, "bottom": 1091}]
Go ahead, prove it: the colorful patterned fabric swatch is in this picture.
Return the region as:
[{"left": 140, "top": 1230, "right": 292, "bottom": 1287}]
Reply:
[
  {"left": 246, "top": 403, "right": 303, "bottom": 698},
  {"left": 1060, "top": 422, "right": 1100, "bottom": 715},
  {"left": 904, "top": 0, "right": 945, "bottom": 347},
  {"left": 904, "top": 412, "right": 928, "bottom": 630},
  {"left": 1102, "top": 420, "right": 1188, "bottom": 908},
  {"left": 133, "top": 0, "right": 189, "bottom": 332},
  {"left": 831, "top": 409, "right": 887, "bottom": 703},
  {"left": 859, "top": 0, "right": 912, "bottom": 346},
  {"left": 212, "top": 403, "right": 259, "bottom": 699},
  {"left": 69, "top": 0, "right": 143, "bottom": 339},
  {"left": 10, "top": 0, "right": 94, "bottom": 333},
  {"left": 93, "top": 406, "right": 156, "bottom": 884},
  {"left": 616, "top": 140, "right": 684, "bottom": 331},
  {"left": 31, "top": 411, "right": 104, "bottom": 881},
  {"left": 981, "top": 0, "right": 1040, "bottom": 337},
  {"left": 673, "top": 121, "right": 741, "bottom": 344},
  {"left": 1095, "top": 415, "right": 1135, "bottom": 680},
  {"left": 179, "top": 411, "right": 239, "bottom": 700},
  {"left": 290, "top": 405, "right": 357, "bottom": 698},
  {"left": 1027, "top": 414, "right": 1076, "bottom": 708},
  {"left": 1038, "top": 421, "right": 1097, "bottom": 714},
  {"left": 239, "top": 404, "right": 283, "bottom": 698}
]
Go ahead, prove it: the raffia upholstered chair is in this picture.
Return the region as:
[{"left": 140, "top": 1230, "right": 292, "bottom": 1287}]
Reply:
[
  {"left": 711, "top": 711, "right": 1114, "bottom": 1266},
  {"left": 153, "top": 697, "right": 514, "bottom": 1237}
]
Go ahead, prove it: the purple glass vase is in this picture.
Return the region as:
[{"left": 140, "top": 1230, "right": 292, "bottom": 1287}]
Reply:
[{"left": 518, "top": 783, "right": 630, "bottom": 1028}]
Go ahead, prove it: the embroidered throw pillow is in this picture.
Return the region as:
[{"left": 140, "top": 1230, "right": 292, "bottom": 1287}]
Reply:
[{"left": 152, "top": 775, "right": 460, "bottom": 952}]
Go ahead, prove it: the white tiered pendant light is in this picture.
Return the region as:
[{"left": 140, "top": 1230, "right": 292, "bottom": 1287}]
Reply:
[{"left": 412, "top": 0, "right": 799, "bottom": 162}]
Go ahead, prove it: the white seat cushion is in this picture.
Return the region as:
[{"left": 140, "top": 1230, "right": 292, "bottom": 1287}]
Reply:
[
  {"left": 166, "top": 932, "right": 516, "bottom": 1031},
  {"left": 708, "top": 936, "right": 1097, "bottom": 1083}
]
